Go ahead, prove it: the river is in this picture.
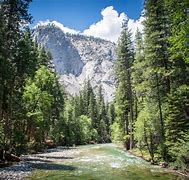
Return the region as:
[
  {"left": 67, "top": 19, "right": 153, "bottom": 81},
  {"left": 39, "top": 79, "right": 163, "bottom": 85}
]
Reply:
[{"left": 28, "top": 143, "right": 187, "bottom": 179}]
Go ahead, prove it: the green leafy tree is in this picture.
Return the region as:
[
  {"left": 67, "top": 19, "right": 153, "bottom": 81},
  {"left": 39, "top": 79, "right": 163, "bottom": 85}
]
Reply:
[
  {"left": 134, "top": 100, "right": 159, "bottom": 162},
  {"left": 110, "top": 122, "right": 123, "bottom": 143},
  {"left": 78, "top": 115, "right": 97, "bottom": 144},
  {"left": 23, "top": 66, "right": 58, "bottom": 149}
]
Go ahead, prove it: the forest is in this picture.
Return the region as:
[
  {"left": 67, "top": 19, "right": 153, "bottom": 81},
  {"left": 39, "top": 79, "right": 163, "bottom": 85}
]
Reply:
[{"left": 0, "top": 0, "right": 189, "bottom": 173}]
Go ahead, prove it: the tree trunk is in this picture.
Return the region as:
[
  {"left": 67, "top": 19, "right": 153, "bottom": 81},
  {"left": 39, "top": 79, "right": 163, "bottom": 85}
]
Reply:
[
  {"left": 156, "top": 73, "right": 166, "bottom": 160},
  {"left": 128, "top": 68, "right": 134, "bottom": 149}
]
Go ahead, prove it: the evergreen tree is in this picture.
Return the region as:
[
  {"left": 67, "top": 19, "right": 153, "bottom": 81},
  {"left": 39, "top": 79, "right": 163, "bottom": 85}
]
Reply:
[
  {"left": 108, "top": 103, "right": 115, "bottom": 126},
  {"left": 0, "top": 0, "right": 32, "bottom": 152},
  {"left": 115, "top": 19, "right": 134, "bottom": 150},
  {"left": 132, "top": 29, "right": 146, "bottom": 101},
  {"left": 88, "top": 91, "right": 97, "bottom": 129},
  {"left": 164, "top": 0, "right": 189, "bottom": 87},
  {"left": 96, "top": 85, "right": 108, "bottom": 142},
  {"left": 142, "top": 0, "right": 171, "bottom": 159},
  {"left": 165, "top": 86, "right": 189, "bottom": 169},
  {"left": 164, "top": 1, "right": 189, "bottom": 168}
]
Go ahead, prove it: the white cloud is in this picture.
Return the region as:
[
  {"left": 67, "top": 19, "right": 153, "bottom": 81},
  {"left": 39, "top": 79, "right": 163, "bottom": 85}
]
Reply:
[
  {"left": 35, "top": 6, "right": 144, "bottom": 43},
  {"left": 35, "top": 20, "right": 80, "bottom": 35},
  {"left": 128, "top": 16, "right": 144, "bottom": 39},
  {"left": 83, "top": 6, "right": 144, "bottom": 43},
  {"left": 83, "top": 6, "right": 125, "bottom": 42}
]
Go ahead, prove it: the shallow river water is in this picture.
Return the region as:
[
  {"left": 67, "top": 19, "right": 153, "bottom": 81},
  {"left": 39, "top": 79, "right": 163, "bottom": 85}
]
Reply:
[{"left": 30, "top": 144, "right": 186, "bottom": 180}]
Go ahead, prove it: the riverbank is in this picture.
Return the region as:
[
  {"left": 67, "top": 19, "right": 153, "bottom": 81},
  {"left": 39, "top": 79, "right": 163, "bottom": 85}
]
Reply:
[
  {"left": 0, "top": 147, "right": 77, "bottom": 180},
  {"left": 129, "top": 148, "right": 189, "bottom": 179},
  {"left": 0, "top": 146, "right": 77, "bottom": 180},
  {"left": 0, "top": 161, "right": 32, "bottom": 180}
]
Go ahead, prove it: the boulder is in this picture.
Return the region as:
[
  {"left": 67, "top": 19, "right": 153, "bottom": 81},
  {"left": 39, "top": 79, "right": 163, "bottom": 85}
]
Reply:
[
  {"left": 160, "top": 162, "right": 168, "bottom": 168},
  {"left": 45, "top": 139, "right": 55, "bottom": 148}
]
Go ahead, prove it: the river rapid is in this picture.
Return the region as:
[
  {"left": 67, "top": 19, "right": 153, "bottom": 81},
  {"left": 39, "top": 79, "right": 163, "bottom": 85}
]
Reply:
[{"left": 28, "top": 143, "right": 186, "bottom": 180}]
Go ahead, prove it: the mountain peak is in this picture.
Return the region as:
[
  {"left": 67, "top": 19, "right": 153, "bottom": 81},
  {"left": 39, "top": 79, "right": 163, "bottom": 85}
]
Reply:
[
  {"left": 34, "top": 20, "right": 80, "bottom": 35},
  {"left": 33, "top": 24, "right": 117, "bottom": 102}
]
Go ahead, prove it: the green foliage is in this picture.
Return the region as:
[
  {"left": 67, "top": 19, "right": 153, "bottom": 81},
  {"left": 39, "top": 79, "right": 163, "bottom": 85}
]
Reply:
[
  {"left": 165, "top": 85, "right": 189, "bottom": 166},
  {"left": 63, "top": 82, "right": 111, "bottom": 145},
  {"left": 134, "top": 101, "right": 159, "bottom": 161},
  {"left": 78, "top": 115, "right": 96, "bottom": 144},
  {"left": 132, "top": 0, "right": 189, "bottom": 167},
  {"left": 115, "top": 19, "right": 134, "bottom": 149},
  {"left": 63, "top": 98, "right": 99, "bottom": 145},
  {"left": 132, "top": 29, "right": 146, "bottom": 97},
  {"left": 108, "top": 103, "right": 115, "bottom": 126},
  {"left": 110, "top": 122, "right": 123, "bottom": 142},
  {"left": 173, "top": 138, "right": 189, "bottom": 170},
  {"left": 165, "top": 0, "right": 189, "bottom": 64},
  {"left": 0, "top": 0, "right": 36, "bottom": 154},
  {"left": 131, "top": 0, "right": 171, "bottom": 161},
  {"left": 23, "top": 66, "right": 59, "bottom": 145},
  {"left": 63, "top": 99, "right": 75, "bottom": 145},
  {"left": 96, "top": 86, "right": 109, "bottom": 142}
]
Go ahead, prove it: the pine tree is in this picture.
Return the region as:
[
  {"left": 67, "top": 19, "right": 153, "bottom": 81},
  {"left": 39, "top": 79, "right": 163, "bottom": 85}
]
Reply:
[
  {"left": 164, "top": 1, "right": 189, "bottom": 167},
  {"left": 164, "top": 0, "right": 189, "bottom": 85},
  {"left": 108, "top": 103, "right": 115, "bottom": 126},
  {"left": 82, "top": 80, "right": 91, "bottom": 115},
  {"left": 165, "top": 86, "right": 189, "bottom": 168},
  {"left": 96, "top": 85, "right": 108, "bottom": 142},
  {"left": 132, "top": 29, "right": 146, "bottom": 152},
  {"left": 143, "top": 0, "right": 171, "bottom": 159},
  {"left": 115, "top": 19, "right": 134, "bottom": 150},
  {"left": 132, "top": 29, "right": 146, "bottom": 100},
  {"left": 88, "top": 91, "right": 97, "bottom": 129},
  {"left": 144, "top": 0, "right": 171, "bottom": 93},
  {"left": 0, "top": 0, "right": 32, "bottom": 152}
]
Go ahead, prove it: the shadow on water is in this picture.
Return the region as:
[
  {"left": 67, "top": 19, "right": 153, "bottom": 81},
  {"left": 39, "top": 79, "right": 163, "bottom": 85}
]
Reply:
[{"left": 24, "top": 157, "right": 76, "bottom": 171}]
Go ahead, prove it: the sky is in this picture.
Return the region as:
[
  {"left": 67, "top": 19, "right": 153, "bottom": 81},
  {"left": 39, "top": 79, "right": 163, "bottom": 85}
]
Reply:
[{"left": 29, "top": 0, "right": 144, "bottom": 42}]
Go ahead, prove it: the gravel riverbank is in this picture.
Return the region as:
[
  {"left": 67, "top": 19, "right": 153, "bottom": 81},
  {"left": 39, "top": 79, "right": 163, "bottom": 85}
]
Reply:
[
  {"left": 0, "top": 147, "right": 78, "bottom": 180},
  {"left": 0, "top": 162, "right": 32, "bottom": 180}
]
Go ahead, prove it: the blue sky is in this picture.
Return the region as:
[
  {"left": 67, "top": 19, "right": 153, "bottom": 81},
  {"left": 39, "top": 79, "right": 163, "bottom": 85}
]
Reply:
[{"left": 29, "top": 0, "right": 144, "bottom": 31}]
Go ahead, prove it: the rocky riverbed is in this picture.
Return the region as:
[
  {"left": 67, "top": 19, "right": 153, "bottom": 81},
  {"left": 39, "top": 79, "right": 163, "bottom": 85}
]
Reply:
[
  {"left": 0, "top": 161, "right": 32, "bottom": 180},
  {"left": 0, "top": 147, "right": 77, "bottom": 180}
]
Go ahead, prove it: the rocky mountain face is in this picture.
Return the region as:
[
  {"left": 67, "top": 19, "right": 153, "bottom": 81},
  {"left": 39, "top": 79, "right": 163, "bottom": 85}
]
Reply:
[{"left": 33, "top": 23, "right": 117, "bottom": 102}]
